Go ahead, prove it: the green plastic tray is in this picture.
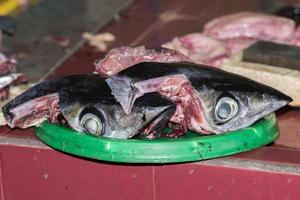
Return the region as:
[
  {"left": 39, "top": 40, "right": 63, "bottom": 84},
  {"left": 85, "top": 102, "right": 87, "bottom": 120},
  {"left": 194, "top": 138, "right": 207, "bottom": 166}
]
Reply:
[{"left": 34, "top": 113, "right": 278, "bottom": 163}]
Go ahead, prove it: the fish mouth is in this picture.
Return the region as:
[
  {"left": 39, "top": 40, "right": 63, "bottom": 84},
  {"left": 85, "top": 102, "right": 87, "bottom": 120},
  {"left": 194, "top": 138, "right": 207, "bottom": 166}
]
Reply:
[
  {"left": 141, "top": 101, "right": 176, "bottom": 139},
  {"left": 272, "top": 92, "right": 293, "bottom": 105}
]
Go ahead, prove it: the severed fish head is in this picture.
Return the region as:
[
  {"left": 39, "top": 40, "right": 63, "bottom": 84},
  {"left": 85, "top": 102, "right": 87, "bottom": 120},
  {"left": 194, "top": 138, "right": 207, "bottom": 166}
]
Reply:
[
  {"left": 2, "top": 74, "right": 175, "bottom": 138},
  {"left": 104, "top": 62, "right": 292, "bottom": 134},
  {"left": 59, "top": 89, "right": 175, "bottom": 139}
]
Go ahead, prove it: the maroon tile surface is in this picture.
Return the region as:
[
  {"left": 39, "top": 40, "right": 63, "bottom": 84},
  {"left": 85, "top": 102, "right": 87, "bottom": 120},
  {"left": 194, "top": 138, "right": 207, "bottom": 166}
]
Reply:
[
  {"left": 1, "top": 145, "right": 300, "bottom": 200},
  {"left": 154, "top": 164, "right": 300, "bottom": 200},
  {"left": 0, "top": 146, "right": 154, "bottom": 200}
]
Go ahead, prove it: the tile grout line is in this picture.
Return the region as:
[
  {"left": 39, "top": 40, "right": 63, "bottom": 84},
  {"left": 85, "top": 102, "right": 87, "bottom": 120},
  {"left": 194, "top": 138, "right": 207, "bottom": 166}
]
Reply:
[
  {"left": 0, "top": 159, "right": 5, "bottom": 200},
  {"left": 152, "top": 166, "right": 157, "bottom": 200}
]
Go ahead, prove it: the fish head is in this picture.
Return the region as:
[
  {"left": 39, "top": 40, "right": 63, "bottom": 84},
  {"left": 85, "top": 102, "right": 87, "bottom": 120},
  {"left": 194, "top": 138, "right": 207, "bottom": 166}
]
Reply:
[
  {"left": 104, "top": 61, "right": 292, "bottom": 135},
  {"left": 2, "top": 74, "right": 175, "bottom": 139},
  {"left": 196, "top": 72, "right": 292, "bottom": 133},
  {"left": 59, "top": 90, "right": 175, "bottom": 138}
]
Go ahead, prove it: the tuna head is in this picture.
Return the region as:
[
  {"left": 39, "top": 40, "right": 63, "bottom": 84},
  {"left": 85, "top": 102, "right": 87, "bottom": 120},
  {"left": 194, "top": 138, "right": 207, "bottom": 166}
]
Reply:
[
  {"left": 59, "top": 89, "right": 175, "bottom": 139},
  {"left": 2, "top": 74, "right": 175, "bottom": 139},
  {"left": 104, "top": 62, "right": 292, "bottom": 135},
  {"left": 194, "top": 71, "right": 292, "bottom": 133}
]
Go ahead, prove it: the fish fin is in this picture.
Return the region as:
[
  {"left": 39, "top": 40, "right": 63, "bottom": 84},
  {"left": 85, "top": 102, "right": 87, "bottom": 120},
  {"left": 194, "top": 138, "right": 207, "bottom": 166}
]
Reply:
[
  {"left": 142, "top": 105, "right": 176, "bottom": 139},
  {"left": 106, "top": 76, "right": 140, "bottom": 114}
]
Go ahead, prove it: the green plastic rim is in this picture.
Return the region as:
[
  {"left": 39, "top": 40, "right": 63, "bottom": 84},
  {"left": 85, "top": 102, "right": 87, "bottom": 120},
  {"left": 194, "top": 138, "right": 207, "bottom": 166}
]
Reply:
[{"left": 34, "top": 113, "right": 278, "bottom": 163}]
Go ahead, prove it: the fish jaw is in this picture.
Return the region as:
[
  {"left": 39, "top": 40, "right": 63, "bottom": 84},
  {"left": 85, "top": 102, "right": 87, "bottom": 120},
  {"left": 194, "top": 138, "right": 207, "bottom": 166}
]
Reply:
[{"left": 141, "top": 101, "right": 176, "bottom": 138}]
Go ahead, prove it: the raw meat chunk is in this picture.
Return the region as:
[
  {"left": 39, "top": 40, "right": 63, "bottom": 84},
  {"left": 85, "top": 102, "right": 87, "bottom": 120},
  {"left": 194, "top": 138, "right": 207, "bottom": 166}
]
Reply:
[
  {"left": 95, "top": 46, "right": 191, "bottom": 76},
  {"left": 203, "top": 12, "right": 295, "bottom": 42},
  {"left": 162, "top": 33, "right": 229, "bottom": 66}
]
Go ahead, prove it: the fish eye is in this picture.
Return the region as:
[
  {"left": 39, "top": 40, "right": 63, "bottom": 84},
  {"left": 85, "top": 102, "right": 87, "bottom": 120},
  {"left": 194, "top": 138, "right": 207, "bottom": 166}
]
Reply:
[
  {"left": 215, "top": 97, "right": 238, "bottom": 123},
  {"left": 80, "top": 113, "right": 103, "bottom": 136}
]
